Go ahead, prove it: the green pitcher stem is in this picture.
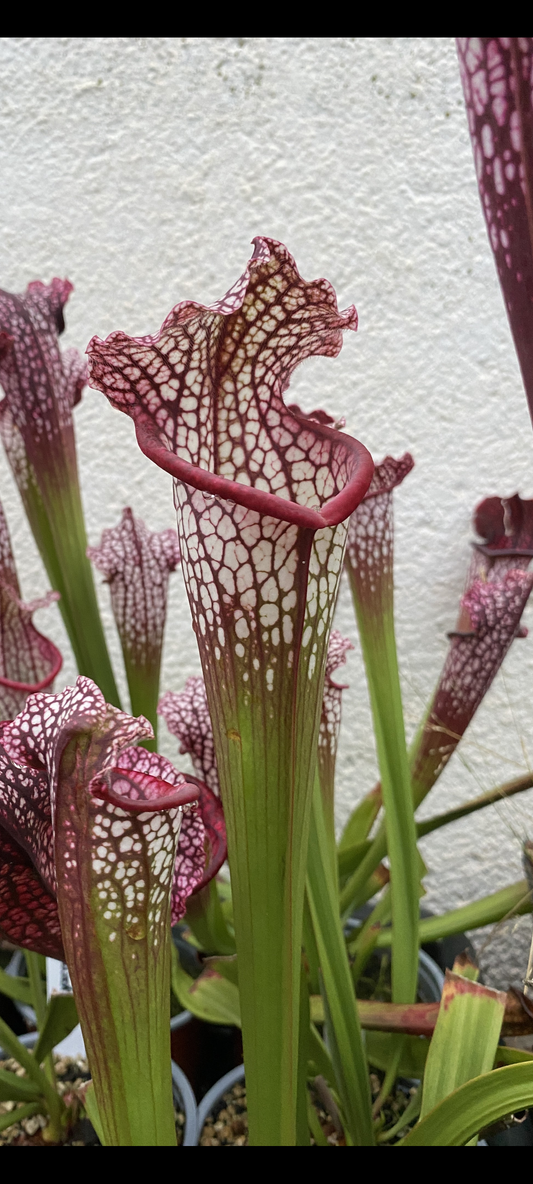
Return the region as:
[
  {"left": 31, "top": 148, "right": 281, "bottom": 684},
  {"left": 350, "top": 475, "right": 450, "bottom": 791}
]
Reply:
[
  {"left": 340, "top": 826, "right": 388, "bottom": 917},
  {"left": 340, "top": 768, "right": 533, "bottom": 919},
  {"left": 217, "top": 724, "right": 315, "bottom": 1146},
  {"left": 306, "top": 774, "right": 374, "bottom": 1145},
  {"left": 346, "top": 566, "right": 419, "bottom": 1004},
  {"left": 0, "top": 1014, "right": 65, "bottom": 1137},
  {"left": 23, "top": 437, "right": 120, "bottom": 706},
  {"left": 55, "top": 729, "right": 182, "bottom": 1146},
  {"left": 44, "top": 469, "right": 120, "bottom": 706},
  {"left": 26, "top": 952, "right": 56, "bottom": 1089},
  {"left": 374, "top": 879, "right": 533, "bottom": 947},
  {"left": 185, "top": 880, "right": 235, "bottom": 955},
  {"left": 123, "top": 660, "right": 160, "bottom": 750},
  {"left": 192, "top": 516, "right": 349, "bottom": 1146}
]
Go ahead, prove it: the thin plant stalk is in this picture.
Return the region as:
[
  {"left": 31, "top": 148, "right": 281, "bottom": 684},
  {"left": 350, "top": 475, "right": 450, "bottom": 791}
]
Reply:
[
  {"left": 346, "top": 564, "right": 419, "bottom": 1003},
  {"left": 184, "top": 880, "right": 235, "bottom": 956},
  {"left": 25, "top": 951, "right": 56, "bottom": 1090},
  {"left": 306, "top": 773, "right": 374, "bottom": 1145},
  {"left": 41, "top": 451, "right": 120, "bottom": 706}
]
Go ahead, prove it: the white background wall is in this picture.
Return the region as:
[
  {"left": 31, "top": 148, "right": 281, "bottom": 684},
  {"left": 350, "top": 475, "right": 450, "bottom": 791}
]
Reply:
[{"left": 1, "top": 36, "right": 532, "bottom": 987}]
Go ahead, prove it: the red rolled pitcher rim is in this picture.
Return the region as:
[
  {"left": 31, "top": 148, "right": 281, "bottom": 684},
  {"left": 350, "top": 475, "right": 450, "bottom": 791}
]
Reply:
[
  {"left": 136, "top": 413, "right": 374, "bottom": 530},
  {"left": 0, "top": 631, "right": 63, "bottom": 693},
  {"left": 90, "top": 768, "right": 201, "bottom": 813}
]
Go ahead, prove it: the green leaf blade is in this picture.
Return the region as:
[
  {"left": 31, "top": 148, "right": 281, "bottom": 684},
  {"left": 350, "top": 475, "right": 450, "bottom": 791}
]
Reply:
[
  {"left": 0, "top": 965, "right": 32, "bottom": 1006},
  {"left": 420, "top": 972, "right": 506, "bottom": 1121},
  {"left": 400, "top": 1062, "right": 533, "bottom": 1146},
  {"left": 171, "top": 946, "right": 241, "bottom": 1028},
  {"left": 33, "top": 994, "right": 79, "bottom": 1066},
  {"left": 307, "top": 779, "right": 374, "bottom": 1146},
  {"left": 0, "top": 1068, "right": 42, "bottom": 1103},
  {"left": 0, "top": 1101, "right": 43, "bottom": 1134}
]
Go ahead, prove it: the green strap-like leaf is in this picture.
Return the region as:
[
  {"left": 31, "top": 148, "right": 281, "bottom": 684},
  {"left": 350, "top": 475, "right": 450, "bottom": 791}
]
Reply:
[
  {"left": 0, "top": 1068, "right": 42, "bottom": 1103},
  {"left": 399, "top": 1062, "right": 533, "bottom": 1146},
  {"left": 171, "top": 944, "right": 241, "bottom": 1027},
  {"left": 0, "top": 965, "right": 32, "bottom": 1005},
  {"left": 308, "top": 1022, "right": 335, "bottom": 1083},
  {"left": 307, "top": 1092, "right": 328, "bottom": 1146},
  {"left": 377, "top": 1087, "right": 421, "bottom": 1143},
  {"left": 338, "top": 788, "right": 382, "bottom": 851},
  {"left": 83, "top": 1083, "right": 105, "bottom": 1145},
  {"left": 0, "top": 1014, "right": 65, "bottom": 1132},
  {"left": 0, "top": 1101, "right": 43, "bottom": 1134},
  {"left": 417, "top": 772, "right": 533, "bottom": 839},
  {"left": 374, "top": 880, "right": 532, "bottom": 947},
  {"left": 420, "top": 972, "right": 506, "bottom": 1122},
  {"left": 346, "top": 561, "right": 420, "bottom": 1004},
  {"left": 306, "top": 777, "right": 374, "bottom": 1146},
  {"left": 185, "top": 880, "right": 236, "bottom": 956},
  {"left": 33, "top": 994, "right": 79, "bottom": 1065},
  {"left": 365, "top": 1030, "right": 429, "bottom": 1078},
  {"left": 338, "top": 840, "right": 372, "bottom": 881}
]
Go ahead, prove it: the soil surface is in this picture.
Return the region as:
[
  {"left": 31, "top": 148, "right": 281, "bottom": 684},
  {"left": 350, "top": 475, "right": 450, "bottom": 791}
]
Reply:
[
  {"left": 0, "top": 1054, "right": 186, "bottom": 1146},
  {"left": 198, "top": 1074, "right": 417, "bottom": 1146}
]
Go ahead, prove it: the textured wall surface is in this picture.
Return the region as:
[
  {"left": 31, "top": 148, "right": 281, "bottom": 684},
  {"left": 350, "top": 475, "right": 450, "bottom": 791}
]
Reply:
[{"left": 1, "top": 36, "right": 532, "bottom": 987}]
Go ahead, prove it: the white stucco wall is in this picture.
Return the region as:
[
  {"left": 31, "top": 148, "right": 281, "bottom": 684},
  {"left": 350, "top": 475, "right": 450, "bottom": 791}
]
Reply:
[{"left": 1, "top": 36, "right": 532, "bottom": 988}]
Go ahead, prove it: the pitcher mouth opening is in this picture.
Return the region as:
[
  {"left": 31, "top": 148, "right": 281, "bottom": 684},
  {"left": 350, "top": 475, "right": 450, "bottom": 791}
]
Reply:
[{"left": 135, "top": 412, "right": 374, "bottom": 531}]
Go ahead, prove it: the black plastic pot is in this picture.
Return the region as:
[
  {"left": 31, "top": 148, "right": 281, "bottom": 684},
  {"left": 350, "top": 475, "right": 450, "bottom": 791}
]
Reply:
[
  {"left": 483, "top": 1111, "right": 533, "bottom": 1147},
  {"left": 194, "top": 949, "right": 445, "bottom": 1145},
  {"left": 195, "top": 1063, "right": 246, "bottom": 1145},
  {"left": 171, "top": 927, "right": 243, "bottom": 1101}
]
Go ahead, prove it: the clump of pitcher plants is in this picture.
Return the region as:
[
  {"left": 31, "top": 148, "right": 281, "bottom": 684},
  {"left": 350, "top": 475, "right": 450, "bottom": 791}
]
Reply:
[{"left": 3, "top": 46, "right": 533, "bottom": 1139}]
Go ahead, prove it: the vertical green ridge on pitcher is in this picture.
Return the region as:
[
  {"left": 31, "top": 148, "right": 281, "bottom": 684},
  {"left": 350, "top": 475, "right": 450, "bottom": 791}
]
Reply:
[
  {"left": 87, "top": 237, "right": 374, "bottom": 1144},
  {"left": 304, "top": 616, "right": 373, "bottom": 1143},
  {"left": 307, "top": 773, "right": 374, "bottom": 1145}
]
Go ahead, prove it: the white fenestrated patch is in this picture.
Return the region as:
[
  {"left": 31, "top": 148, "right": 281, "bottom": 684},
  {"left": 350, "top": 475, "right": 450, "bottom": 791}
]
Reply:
[{"left": 89, "top": 796, "right": 183, "bottom": 944}]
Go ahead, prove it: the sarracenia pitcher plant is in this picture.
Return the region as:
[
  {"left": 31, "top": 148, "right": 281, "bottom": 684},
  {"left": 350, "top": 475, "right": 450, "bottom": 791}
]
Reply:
[
  {"left": 0, "top": 280, "right": 119, "bottom": 704},
  {"left": 88, "top": 508, "right": 181, "bottom": 749},
  {"left": 3, "top": 223, "right": 533, "bottom": 1145},
  {"left": 88, "top": 237, "right": 374, "bottom": 1145},
  {"left": 0, "top": 677, "right": 225, "bottom": 1144}
]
